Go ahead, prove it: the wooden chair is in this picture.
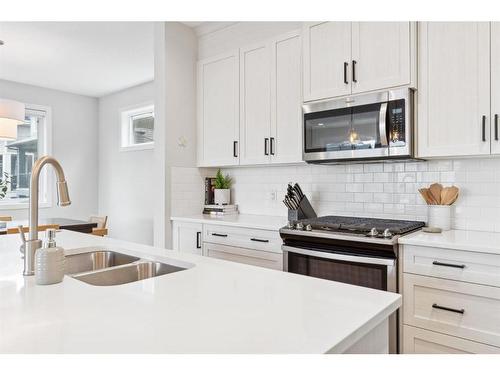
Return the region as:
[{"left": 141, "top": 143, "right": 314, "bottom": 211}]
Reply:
[
  {"left": 7, "top": 224, "right": 60, "bottom": 234},
  {"left": 90, "top": 215, "right": 108, "bottom": 236},
  {"left": 0, "top": 215, "right": 13, "bottom": 221}
]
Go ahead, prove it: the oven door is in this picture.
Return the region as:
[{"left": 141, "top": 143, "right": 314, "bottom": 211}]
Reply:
[{"left": 282, "top": 245, "right": 396, "bottom": 292}]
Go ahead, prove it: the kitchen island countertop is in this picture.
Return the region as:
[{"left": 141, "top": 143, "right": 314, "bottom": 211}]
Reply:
[{"left": 0, "top": 230, "right": 400, "bottom": 353}]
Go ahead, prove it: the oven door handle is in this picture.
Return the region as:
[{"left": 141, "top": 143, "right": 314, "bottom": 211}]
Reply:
[
  {"left": 379, "top": 102, "right": 388, "bottom": 147},
  {"left": 282, "top": 245, "right": 395, "bottom": 266}
]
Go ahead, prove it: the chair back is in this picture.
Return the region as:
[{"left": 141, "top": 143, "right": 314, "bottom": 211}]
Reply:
[
  {"left": 0, "top": 216, "right": 13, "bottom": 222},
  {"left": 7, "top": 224, "right": 60, "bottom": 234},
  {"left": 89, "top": 215, "right": 108, "bottom": 229}
]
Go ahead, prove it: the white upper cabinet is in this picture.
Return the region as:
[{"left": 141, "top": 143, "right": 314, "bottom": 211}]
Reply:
[
  {"left": 491, "top": 22, "right": 500, "bottom": 155},
  {"left": 239, "top": 42, "right": 272, "bottom": 165},
  {"left": 197, "top": 50, "right": 240, "bottom": 166},
  {"left": 418, "top": 22, "right": 491, "bottom": 158},
  {"left": 351, "top": 22, "right": 411, "bottom": 94},
  {"left": 270, "top": 30, "right": 303, "bottom": 164},
  {"left": 303, "top": 22, "right": 352, "bottom": 101}
]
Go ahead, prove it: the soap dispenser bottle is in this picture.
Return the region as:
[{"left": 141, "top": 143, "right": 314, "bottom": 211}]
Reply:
[{"left": 35, "top": 228, "right": 65, "bottom": 285}]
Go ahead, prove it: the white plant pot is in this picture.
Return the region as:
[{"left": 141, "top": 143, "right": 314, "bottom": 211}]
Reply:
[
  {"left": 428, "top": 205, "right": 452, "bottom": 231},
  {"left": 214, "top": 189, "right": 230, "bottom": 205}
]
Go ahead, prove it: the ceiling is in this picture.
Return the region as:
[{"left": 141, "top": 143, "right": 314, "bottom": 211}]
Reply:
[{"left": 0, "top": 22, "right": 154, "bottom": 97}]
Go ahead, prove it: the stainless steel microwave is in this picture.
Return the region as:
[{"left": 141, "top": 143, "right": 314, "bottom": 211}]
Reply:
[{"left": 302, "top": 88, "right": 414, "bottom": 163}]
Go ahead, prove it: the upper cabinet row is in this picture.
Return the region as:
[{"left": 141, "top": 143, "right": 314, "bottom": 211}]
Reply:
[
  {"left": 417, "top": 22, "right": 500, "bottom": 158},
  {"left": 303, "top": 22, "right": 413, "bottom": 101},
  {"left": 197, "top": 23, "right": 415, "bottom": 167}
]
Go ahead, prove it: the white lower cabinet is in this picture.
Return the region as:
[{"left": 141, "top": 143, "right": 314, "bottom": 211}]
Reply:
[
  {"left": 172, "top": 220, "right": 283, "bottom": 271},
  {"left": 172, "top": 221, "right": 203, "bottom": 255},
  {"left": 401, "top": 244, "right": 500, "bottom": 353}
]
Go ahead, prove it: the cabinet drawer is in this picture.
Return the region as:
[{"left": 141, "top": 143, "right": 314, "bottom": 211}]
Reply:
[
  {"left": 204, "top": 242, "right": 283, "bottom": 270},
  {"left": 403, "top": 325, "right": 500, "bottom": 354},
  {"left": 403, "top": 274, "right": 500, "bottom": 347},
  {"left": 403, "top": 245, "right": 500, "bottom": 287},
  {"left": 204, "top": 224, "right": 281, "bottom": 253}
]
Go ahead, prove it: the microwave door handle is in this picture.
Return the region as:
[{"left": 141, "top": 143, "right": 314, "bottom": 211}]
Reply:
[
  {"left": 379, "top": 102, "right": 389, "bottom": 147},
  {"left": 282, "top": 245, "right": 395, "bottom": 267}
]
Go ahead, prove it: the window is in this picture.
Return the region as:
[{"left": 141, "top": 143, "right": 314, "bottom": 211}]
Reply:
[
  {"left": 120, "top": 104, "right": 154, "bottom": 150},
  {"left": 0, "top": 106, "right": 50, "bottom": 207}
]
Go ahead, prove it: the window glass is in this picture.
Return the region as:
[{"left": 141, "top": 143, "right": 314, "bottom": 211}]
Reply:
[{"left": 121, "top": 105, "right": 154, "bottom": 149}]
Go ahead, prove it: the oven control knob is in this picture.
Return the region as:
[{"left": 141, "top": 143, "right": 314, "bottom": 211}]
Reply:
[
  {"left": 368, "top": 228, "right": 379, "bottom": 237},
  {"left": 305, "top": 224, "right": 312, "bottom": 231},
  {"left": 295, "top": 222, "right": 304, "bottom": 230},
  {"left": 382, "top": 228, "right": 392, "bottom": 238}
]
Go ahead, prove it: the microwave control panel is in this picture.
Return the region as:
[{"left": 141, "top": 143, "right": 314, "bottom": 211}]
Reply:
[{"left": 388, "top": 99, "right": 406, "bottom": 146}]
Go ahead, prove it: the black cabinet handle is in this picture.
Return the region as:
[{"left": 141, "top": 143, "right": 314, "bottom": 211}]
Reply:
[
  {"left": 495, "top": 114, "right": 499, "bottom": 141},
  {"left": 432, "top": 261, "right": 466, "bottom": 269},
  {"left": 196, "top": 231, "right": 201, "bottom": 249},
  {"left": 250, "top": 238, "right": 269, "bottom": 243},
  {"left": 264, "top": 138, "right": 269, "bottom": 155},
  {"left": 233, "top": 141, "right": 238, "bottom": 157},
  {"left": 432, "top": 303, "right": 465, "bottom": 315},
  {"left": 270, "top": 137, "right": 275, "bottom": 155},
  {"left": 352, "top": 60, "right": 357, "bottom": 83},
  {"left": 212, "top": 233, "right": 228, "bottom": 237},
  {"left": 343, "top": 62, "right": 349, "bottom": 84},
  {"left": 482, "top": 115, "right": 486, "bottom": 142}
]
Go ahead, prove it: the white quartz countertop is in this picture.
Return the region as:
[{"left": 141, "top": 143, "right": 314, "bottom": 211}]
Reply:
[
  {"left": 0, "top": 230, "right": 400, "bottom": 354},
  {"left": 399, "top": 229, "right": 500, "bottom": 255},
  {"left": 171, "top": 213, "right": 288, "bottom": 231}
]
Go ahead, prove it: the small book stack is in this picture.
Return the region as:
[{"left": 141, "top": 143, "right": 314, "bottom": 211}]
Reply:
[{"left": 203, "top": 204, "right": 239, "bottom": 216}]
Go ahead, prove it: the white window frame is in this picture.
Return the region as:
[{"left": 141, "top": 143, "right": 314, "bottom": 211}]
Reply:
[
  {"left": 120, "top": 103, "right": 154, "bottom": 151},
  {"left": 0, "top": 104, "right": 52, "bottom": 210}
]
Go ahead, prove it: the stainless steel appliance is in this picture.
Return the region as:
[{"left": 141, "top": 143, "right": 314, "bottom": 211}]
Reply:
[
  {"left": 303, "top": 88, "right": 414, "bottom": 163},
  {"left": 280, "top": 215, "right": 425, "bottom": 353}
]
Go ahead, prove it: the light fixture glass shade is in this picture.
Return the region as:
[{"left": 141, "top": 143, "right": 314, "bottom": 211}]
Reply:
[{"left": 0, "top": 99, "right": 25, "bottom": 140}]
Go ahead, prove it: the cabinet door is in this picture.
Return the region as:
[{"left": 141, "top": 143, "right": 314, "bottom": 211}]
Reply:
[
  {"left": 303, "top": 22, "right": 352, "bottom": 101},
  {"left": 197, "top": 51, "right": 240, "bottom": 166},
  {"left": 418, "top": 22, "right": 491, "bottom": 158},
  {"left": 351, "top": 22, "right": 411, "bottom": 94},
  {"left": 239, "top": 42, "right": 272, "bottom": 165},
  {"left": 270, "top": 30, "right": 303, "bottom": 164},
  {"left": 491, "top": 22, "right": 500, "bottom": 154},
  {"left": 172, "top": 221, "right": 203, "bottom": 255}
]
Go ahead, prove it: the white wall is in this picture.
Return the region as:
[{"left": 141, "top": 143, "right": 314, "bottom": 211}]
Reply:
[
  {"left": 0, "top": 79, "right": 98, "bottom": 221},
  {"left": 98, "top": 81, "right": 155, "bottom": 245}
]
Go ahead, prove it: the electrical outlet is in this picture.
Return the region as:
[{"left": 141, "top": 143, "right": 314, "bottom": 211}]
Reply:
[{"left": 269, "top": 191, "right": 277, "bottom": 201}]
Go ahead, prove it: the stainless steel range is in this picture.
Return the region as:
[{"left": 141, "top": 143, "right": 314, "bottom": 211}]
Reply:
[{"left": 279, "top": 215, "right": 425, "bottom": 353}]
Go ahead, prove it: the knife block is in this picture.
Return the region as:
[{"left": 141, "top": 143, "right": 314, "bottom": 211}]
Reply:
[{"left": 287, "top": 196, "right": 317, "bottom": 222}]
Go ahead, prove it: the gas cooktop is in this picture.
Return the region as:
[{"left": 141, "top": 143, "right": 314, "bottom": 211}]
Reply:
[{"left": 280, "top": 215, "right": 425, "bottom": 241}]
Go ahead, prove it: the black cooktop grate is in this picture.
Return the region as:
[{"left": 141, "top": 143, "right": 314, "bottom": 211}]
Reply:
[{"left": 299, "top": 215, "right": 425, "bottom": 235}]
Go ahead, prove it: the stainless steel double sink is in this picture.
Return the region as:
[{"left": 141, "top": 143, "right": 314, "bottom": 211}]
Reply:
[{"left": 65, "top": 249, "right": 189, "bottom": 286}]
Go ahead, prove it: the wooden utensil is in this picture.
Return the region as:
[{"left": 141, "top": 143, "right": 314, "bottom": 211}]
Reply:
[
  {"left": 418, "top": 188, "right": 436, "bottom": 205},
  {"left": 441, "top": 186, "right": 459, "bottom": 205},
  {"left": 429, "top": 183, "right": 443, "bottom": 205}
]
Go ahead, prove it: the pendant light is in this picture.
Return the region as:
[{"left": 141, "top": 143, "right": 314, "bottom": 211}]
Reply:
[{"left": 0, "top": 98, "right": 25, "bottom": 140}]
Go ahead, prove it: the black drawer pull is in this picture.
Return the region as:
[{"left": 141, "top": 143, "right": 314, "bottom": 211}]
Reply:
[
  {"left": 482, "top": 115, "right": 486, "bottom": 142},
  {"left": 352, "top": 60, "right": 357, "bottom": 83},
  {"left": 212, "top": 233, "right": 228, "bottom": 237},
  {"left": 432, "top": 261, "right": 466, "bottom": 269},
  {"left": 495, "top": 114, "right": 499, "bottom": 141},
  {"left": 233, "top": 141, "right": 238, "bottom": 157},
  {"left": 196, "top": 231, "right": 201, "bottom": 249},
  {"left": 343, "top": 62, "right": 349, "bottom": 84},
  {"left": 250, "top": 238, "right": 269, "bottom": 243},
  {"left": 270, "top": 137, "right": 275, "bottom": 155},
  {"left": 432, "top": 303, "right": 465, "bottom": 315},
  {"left": 264, "top": 138, "right": 269, "bottom": 155}
]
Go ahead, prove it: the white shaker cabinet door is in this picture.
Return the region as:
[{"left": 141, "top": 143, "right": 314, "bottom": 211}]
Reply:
[
  {"left": 303, "top": 22, "right": 352, "bottom": 101},
  {"left": 491, "top": 22, "right": 500, "bottom": 154},
  {"left": 270, "top": 30, "right": 303, "bottom": 164},
  {"left": 197, "top": 50, "right": 240, "bottom": 166},
  {"left": 239, "top": 42, "right": 272, "bottom": 165},
  {"left": 351, "top": 22, "right": 411, "bottom": 94},
  {"left": 417, "top": 22, "right": 491, "bottom": 158},
  {"left": 172, "top": 221, "right": 203, "bottom": 255}
]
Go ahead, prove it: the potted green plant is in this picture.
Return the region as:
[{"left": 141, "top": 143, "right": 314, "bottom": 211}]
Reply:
[
  {"left": 0, "top": 172, "right": 10, "bottom": 200},
  {"left": 214, "top": 169, "right": 232, "bottom": 205}
]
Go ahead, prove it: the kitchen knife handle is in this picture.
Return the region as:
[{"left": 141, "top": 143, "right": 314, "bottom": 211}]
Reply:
[
  {"left": 270, "top": 137, "right": 275, "bottom": 155},
  {"left": 264, "top": 138, "right": 269, "bottom": 155},
  {"left": 352, "top": 60, "right": 357, "bottom": 83},
  {"left": 196, "top": 231, "right": 202, "bottom": 249},
  {"left": 233, "top": 141, "right": 238, "bottom": 157},
  {"left": 432, "top": 303, "right": 465, "bottom": 315},
  {"left": 343, "top": 62, "right": 349, "bottom": 85},
  {"left": 482, "top": 115, "right": 486, "bottom": 142}
]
